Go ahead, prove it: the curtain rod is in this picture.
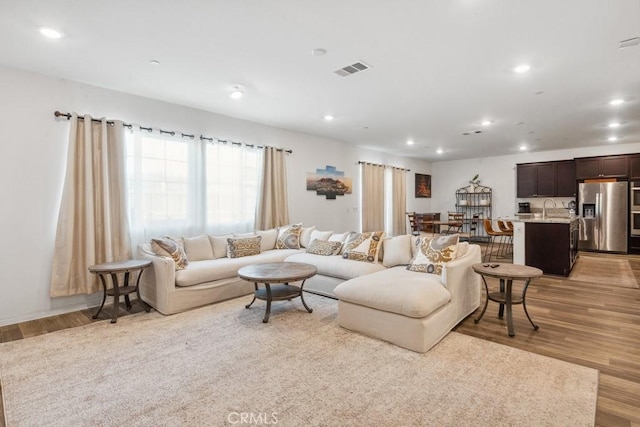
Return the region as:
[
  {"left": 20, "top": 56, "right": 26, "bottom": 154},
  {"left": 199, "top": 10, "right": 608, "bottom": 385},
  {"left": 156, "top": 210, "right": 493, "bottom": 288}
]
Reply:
[
  {"left": 54, "top": 111, "right": 293, "bottom": 154},
  {"left": 357, "top": 160, "right": 410, "bottom": 172}
]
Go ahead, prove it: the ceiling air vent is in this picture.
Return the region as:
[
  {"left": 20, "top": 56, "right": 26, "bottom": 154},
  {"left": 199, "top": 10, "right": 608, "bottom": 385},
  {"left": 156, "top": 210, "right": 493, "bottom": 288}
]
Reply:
[
  {"left": 619, "top": 37, "right": 640, "bottom": 49},
  {"left": 334, "top": 61, "right": 370, "bottom": 77},
  {"left": 462, "top": 130, "right": 483, "bottom": 136}
]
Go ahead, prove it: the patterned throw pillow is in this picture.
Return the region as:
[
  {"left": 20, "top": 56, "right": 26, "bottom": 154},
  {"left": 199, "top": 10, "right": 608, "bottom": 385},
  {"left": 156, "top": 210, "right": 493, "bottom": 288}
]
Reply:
[
  {"left": 406, "top": 234, "right": 459, "bottom": 275},
  {"left": 306, "top": 239, "right": 343, "bottom": 256},
  {"left": 342, "top": 231, "right": 384, "bottom": 263},
  {"left": 150, "top": 236, "right": 189, "bottom": 270},
  {"left": 227, "top": 236, "right": 262, "bottom": 258},
  {"left": 275, "top": 224, "right": 302, "bottom": 249}
]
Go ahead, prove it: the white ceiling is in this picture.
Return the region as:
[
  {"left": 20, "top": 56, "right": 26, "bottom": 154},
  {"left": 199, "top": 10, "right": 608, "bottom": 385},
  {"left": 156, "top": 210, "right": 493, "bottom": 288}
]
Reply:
[{"left": 1, "top": 0, "right": 639, "bottom": 161}]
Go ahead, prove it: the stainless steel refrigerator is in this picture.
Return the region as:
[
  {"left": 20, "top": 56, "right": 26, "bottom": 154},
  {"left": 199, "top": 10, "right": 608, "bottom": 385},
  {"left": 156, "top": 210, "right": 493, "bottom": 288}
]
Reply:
[{"left": 578, "top": 181, "right": 628, "bottom": 252}]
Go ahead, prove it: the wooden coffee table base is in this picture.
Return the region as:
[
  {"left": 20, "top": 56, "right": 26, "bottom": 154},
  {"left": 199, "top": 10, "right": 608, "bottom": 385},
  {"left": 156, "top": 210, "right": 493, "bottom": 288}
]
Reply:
[
  {"left": 245, "top": 282, "right": 313, "bottom": 323},
  {"left": 238, "top": 262, "right": 318, "bottom": 323}
]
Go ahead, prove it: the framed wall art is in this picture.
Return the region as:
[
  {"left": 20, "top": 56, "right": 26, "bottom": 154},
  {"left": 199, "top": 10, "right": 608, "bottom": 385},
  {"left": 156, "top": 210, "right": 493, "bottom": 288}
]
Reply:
[
  {"left": 415, "top": 173, "right": 431, "bottom": 198},
  {"left": 306, "top": 165, "right": 352, "bottom": 200}
]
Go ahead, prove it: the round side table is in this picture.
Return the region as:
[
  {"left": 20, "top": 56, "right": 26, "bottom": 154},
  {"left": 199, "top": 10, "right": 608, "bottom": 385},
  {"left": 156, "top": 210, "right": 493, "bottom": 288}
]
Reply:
[
  {"left": 88, "top": 259, "right": 152, "bottom": 323},
  {"left": 472, "top": 263, "right": 543, "bottom": 337}
]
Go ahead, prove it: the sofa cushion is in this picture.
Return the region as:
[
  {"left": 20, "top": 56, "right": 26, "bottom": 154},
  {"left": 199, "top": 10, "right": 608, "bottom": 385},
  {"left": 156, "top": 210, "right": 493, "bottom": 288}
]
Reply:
[
  {"left": 306, "top": 239, "right": 343, "bottom": 256},
  {"left": 309, "top": 230, "right": 333, "bottom": 243},
  {"left": 175, "top": 249, "right": 302, "bottom": 287},
  {"left": 407, "top": 234, "right": 459, "bottom": 275},
  {"left": 276, "top": 224, "right": 302, "bottom": 249},
  {"left": 342, "top": 231, "right": 384, "bottom": 263},
  {"left": 151, "top": 237, "right": 189, "bottom": 270},
  {"left": 182, "top": 235, "right": 214, "bottom": 261},
  {"left": 299, "top": 226, "right": 316, "bottom": 248},
  {"left": 256, "top": 229, "right": 278, "bottom": 251},
  {"left": 334, "top": 267, "right": 450, "bottom": 318},
  {"left": 209, "top": 234, "right": 233, "bottom": 259},
  {"left": 285, "top": 253, "right": 385, "bottom": 280},
  {"left": 382, "top": 234, "right": 412, "bottom": 267},
  {"left": 227, "top": 236, "right": 262, "bottom": 258}
]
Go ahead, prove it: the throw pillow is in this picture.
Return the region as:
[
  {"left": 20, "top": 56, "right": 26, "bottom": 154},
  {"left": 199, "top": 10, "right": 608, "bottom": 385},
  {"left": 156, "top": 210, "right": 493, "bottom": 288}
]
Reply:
[
  {"left": 209, "top": 234, "right": 233, "bottom": 259},
  {"left": 150, "top": 236, "right": 189, "bottom": 270},
  {"left": 299, "top": 226, "right": 316, "bottom": 248},
  {"left": 342, "top": 231, "right": 384, "bottom": 263},
  {"left": 182, "top": 235, "right": 214, "bottom": 261},
  {"left": 227, "top": 236, "right": 262, "bottom": 258},
  {"left": 309, "top": 229, "right": 333, "bottom": 243},
  {"left": 306, "top": 239, "right": 343, "bottom": 256},
  {"left": 256, "top": 228, "right": 278, "bottom": 251},
  {"left": 382, "top": 234, "right": 413, "bottom": 267},
  {"left": 275, "top": 224, "right": 302, "bottom": 249},
  {"left": 406, "top": 234, "right": 459, "bottom": 275}
]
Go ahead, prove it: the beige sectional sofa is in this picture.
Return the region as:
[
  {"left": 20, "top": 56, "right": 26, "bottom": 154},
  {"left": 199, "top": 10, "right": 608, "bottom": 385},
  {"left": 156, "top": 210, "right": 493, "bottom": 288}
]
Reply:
[{"left": 137, "top": 226, "right": 481, "bottom": 352}]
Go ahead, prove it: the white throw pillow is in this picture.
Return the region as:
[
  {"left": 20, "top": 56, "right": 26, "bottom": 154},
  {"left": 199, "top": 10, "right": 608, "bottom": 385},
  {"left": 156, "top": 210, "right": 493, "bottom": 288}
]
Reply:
[
  {"left": 310, "top": 230, "right": 333, "bottom": 243},
  {"left": 382, "top": 234, "right": 412, "bottom": 267},
  {"left": 182, "top": 235, "right": 214, "bottom": 261},
  {"left": 256, "top": 228, "right": 278, "bottom": 251},
  {"left": 209, "top": 234, "right": 233, "bottom": 259},
  {"left": 234, "top": 232, "right": 256, "bottom": 238},
  {"left": 299, "top": 226, "right": 317, "bottom": 248}
]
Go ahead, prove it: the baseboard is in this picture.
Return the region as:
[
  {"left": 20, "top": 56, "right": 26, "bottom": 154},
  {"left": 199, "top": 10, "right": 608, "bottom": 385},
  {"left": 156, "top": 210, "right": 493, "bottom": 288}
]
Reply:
[{"left": 0, "top": 295, "right": 104, "bottom": 328}]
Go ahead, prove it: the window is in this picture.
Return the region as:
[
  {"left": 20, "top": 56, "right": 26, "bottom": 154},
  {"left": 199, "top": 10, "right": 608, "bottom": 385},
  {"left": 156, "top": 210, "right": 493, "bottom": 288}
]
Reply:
[{"left": 125, "top": 130, "right": 262, "bottom": 245}]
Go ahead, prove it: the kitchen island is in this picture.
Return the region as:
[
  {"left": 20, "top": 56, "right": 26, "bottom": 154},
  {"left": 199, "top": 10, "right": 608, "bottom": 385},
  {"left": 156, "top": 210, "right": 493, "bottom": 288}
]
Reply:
[{"left": 512, "top": 216, "right": 579, "bottom": 276}]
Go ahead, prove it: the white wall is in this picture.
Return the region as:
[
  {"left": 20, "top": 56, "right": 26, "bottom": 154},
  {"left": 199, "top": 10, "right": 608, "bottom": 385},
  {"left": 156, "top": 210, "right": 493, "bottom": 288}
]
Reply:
[
  {"left": 0, "top": 65, "right": 430, "bottom": 326},
  {"left": 430, "top": 143, "right": 640, "bottom": 219}
]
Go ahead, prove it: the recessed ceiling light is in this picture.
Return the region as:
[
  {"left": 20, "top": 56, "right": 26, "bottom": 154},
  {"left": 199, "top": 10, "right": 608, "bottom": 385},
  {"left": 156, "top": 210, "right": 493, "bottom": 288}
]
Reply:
[
  {"left": 436, "top": 148, "right": 443, "bottom": 154},
  {"left": 149, "top": 60, "right": 160, "bottom": 65},
  {"left": 609, "top": 98, "right": 624, "bottom": 106},
  {"left": 513, "top": 64, "right": 531, "bottom": 73},
  {"left": 406, "top": 140, "right": 414, "bottom": 145},
  {"left": 311, "top": 48, "right": 327, "bottom": 56},
  {"left": 230, "top": 85, "right": 244, "bottom": 99},
  {"left": 519, "top": 145, "right": 528, "bottom": 151},
  {"left": 323, "top": 115, "right": 334, "bottom": 121},
  {"left": 481, "top": 120, "right": 492, "bottom": 126},
  {"left": 608, "top": 136, "right": 618, "bottom": 142},
  {"left": 608, "top": 122, "right": 620, "bottom": 128},
  {"left": 39, "top": 27, "right": 63, "bottom": 39}
]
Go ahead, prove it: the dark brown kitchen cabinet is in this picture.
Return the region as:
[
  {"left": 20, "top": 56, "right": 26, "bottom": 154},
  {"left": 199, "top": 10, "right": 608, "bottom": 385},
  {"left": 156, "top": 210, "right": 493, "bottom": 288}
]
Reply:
[
  {"left": 575, "top": 155, "right": 628, "bottom": 180},
  {"left": 555, "top": 160, "right": 576, "bottom": 197},
  {"left": 629, "top": 154, "right": 640, "bottom": 180},
  {"left": 516, "top": 160, "right": 575, "bottom": 197},
  {"left": 525, "top": 222, "right": 577, "bottom": 276}
]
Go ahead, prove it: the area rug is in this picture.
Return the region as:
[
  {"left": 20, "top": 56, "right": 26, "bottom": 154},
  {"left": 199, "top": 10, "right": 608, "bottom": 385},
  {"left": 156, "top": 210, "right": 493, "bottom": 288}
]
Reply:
[
  {"left": 569, "top": 255, "right": 639, "bottom": 288},
  {"left": 0, "top": 294, "right": 598, "bottom": 426}
]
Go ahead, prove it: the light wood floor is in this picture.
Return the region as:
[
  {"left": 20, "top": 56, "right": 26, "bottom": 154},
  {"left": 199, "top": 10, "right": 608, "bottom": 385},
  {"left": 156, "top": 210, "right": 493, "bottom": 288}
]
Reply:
[{"left": 1, "top": 249, "right": 639, "bottom": 426}]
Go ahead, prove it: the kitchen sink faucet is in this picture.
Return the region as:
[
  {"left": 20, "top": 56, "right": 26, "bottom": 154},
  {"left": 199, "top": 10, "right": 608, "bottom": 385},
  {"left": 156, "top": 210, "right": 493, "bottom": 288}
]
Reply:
[{"left": 543, "top": 198, "right": 556, "bottom": 218}]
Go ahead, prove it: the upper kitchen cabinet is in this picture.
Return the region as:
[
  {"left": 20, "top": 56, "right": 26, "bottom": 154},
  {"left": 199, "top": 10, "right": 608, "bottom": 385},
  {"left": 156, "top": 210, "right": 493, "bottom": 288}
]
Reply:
[
  {"left": 516, "top": 160, "right": 575, "bottom": 198},
  {"left": 575, "top": 155, "right": 628, "bottom": 180},
  {"left": 555, "top": 160, "right": 576, "bottom": 197},
  {"left": 628, "top": 154, "right": 640, "bottom": 180}
]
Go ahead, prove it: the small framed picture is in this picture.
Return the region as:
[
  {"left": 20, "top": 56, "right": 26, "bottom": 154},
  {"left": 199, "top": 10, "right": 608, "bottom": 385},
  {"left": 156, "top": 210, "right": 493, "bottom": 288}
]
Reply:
[{"left": 415, "top": 173, "right": 431, "bottom": 198}]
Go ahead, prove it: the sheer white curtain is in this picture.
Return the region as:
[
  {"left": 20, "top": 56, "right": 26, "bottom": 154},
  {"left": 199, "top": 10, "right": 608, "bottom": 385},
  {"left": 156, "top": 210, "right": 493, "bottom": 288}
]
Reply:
[
  {"left": 126, "top": 131, "right": 261, "bottom": 248},
  {"left": 361, "top": 163, "right": 385, "bottom": 232},
  {"left": 255, "top": 147, "right": 290, "bottom": 230},
  {"left": 51, "top": 114, "right": 131, "bottom": 297}
]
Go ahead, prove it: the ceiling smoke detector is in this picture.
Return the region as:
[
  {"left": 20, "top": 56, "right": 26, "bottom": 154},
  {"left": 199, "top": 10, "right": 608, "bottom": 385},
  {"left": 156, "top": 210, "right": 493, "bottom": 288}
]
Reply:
[{"left": 334, "top": 61, "right": 370, "bottom": 77}]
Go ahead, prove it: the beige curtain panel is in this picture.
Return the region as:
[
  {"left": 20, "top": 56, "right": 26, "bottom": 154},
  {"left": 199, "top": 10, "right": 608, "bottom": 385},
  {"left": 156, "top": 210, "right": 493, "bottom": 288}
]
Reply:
[
  {"left": 255, "top": 146, "right": 290, "bottom": 230},
  {"left": 392, "top": 167, "right": 408, "bottom": 235},
  {"left": 361, "top": 163, "right": 385, "bottom": 232},
  {"left": 50, "top": 114, "right": 132, "bottom": 297}
]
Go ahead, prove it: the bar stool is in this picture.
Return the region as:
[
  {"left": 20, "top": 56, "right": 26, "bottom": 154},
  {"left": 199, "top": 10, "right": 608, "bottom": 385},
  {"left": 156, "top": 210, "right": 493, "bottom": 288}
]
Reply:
[
  {"left": 496, "top": 220, "right": 514, "bottom": 257},
  {"left": 483, "top": 218, "right": 510, "bottom": 262}
]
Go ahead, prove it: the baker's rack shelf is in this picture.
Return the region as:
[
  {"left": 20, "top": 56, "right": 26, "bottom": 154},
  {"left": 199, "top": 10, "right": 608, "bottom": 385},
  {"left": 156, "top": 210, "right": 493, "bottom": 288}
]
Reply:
[{"left": 455, "top": 184, "right": 492, "bottom": 240}]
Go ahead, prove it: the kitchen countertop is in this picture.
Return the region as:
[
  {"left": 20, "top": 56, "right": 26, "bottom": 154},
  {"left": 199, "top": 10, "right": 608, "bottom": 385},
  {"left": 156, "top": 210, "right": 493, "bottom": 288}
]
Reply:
[{"left": 512, "top": 216, "right": 580, "bottom": 224}]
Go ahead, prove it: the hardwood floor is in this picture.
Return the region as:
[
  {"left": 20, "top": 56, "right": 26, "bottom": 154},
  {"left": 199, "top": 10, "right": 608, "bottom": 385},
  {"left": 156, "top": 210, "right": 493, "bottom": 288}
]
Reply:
[{"left": 1, "top": 250, "right": 639, "bottom": 426}]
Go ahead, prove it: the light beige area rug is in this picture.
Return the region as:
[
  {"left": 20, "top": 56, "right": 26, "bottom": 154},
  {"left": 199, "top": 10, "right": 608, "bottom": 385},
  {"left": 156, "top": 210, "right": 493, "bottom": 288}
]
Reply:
[
  {"left": 0, "top": 294, "right": 598, "bottom": 426},
  {"left": 570, "top": 255, "right": 639, "bottom": 288}
]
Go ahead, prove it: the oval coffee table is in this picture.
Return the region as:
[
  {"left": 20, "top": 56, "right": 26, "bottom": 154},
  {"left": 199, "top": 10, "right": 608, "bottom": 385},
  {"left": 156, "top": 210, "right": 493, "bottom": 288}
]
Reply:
[
  {"left": 238, "top": 262, "right": 317, "bottom": 323},
  {"left": 472, "top": 263, "right": 543, "bottom": 337}
]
